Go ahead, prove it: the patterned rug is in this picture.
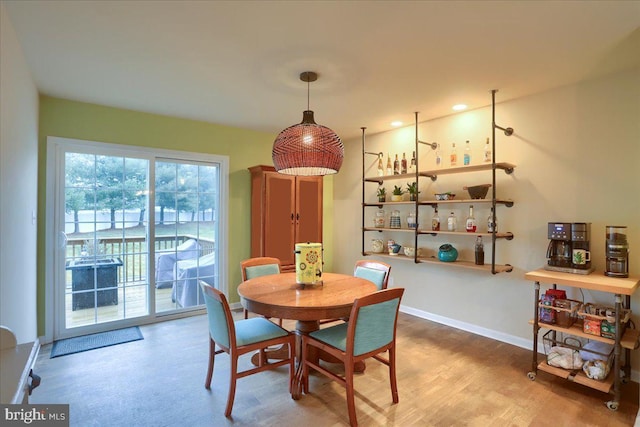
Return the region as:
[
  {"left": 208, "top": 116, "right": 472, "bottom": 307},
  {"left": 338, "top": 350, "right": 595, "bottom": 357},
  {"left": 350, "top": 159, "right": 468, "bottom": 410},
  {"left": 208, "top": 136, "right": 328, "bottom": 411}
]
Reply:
[{"left": 50, "top": 327, "right": 143, "bottom": 358}]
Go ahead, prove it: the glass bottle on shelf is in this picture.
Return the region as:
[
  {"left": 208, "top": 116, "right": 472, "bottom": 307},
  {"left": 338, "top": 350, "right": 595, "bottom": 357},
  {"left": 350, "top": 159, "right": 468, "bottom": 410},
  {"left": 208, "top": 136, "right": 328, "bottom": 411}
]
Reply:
[
  {"left": 447, "top": 211, "right": 457, "bottom": 231},
  {"left": 435, "top": 144, "right": 442, "bottom": 168},
  {"left": 463, "top": 140, "right": 471, "bottom": 165},
  {"left": 377, "top": 153, "right": 384, "bottom": 176},
  {"left": 487, "top": 207, "right": 497, "bottom": 232},
  {"left": 450, "top": 142, "right": 457, "bottom": 167},
  {"left": 409, "top": 151, "right": 417, "bottom": 173},
  {"left": 407, "top": 211, "right": 416, "bottom": 229},
  {"left": 401, "top": 153, "right": 407, "bottom": 174},
  {"left": 386, "top": 153, "right": 392, "bottom": 175},
  {"left": 431, "top": 207, "right": 440, "bottom": 231},
  {"left": 483, "top": 137, "right": 491, "bottom": 163},
  {"left": 475, "top": 236, "right": 484, "bottom": 265},
  {"left": 465, "top": 205, "right": 477, "bottom": 232},
  {"left": 393, "top": 154, "right": 400, "bottom": 175}
]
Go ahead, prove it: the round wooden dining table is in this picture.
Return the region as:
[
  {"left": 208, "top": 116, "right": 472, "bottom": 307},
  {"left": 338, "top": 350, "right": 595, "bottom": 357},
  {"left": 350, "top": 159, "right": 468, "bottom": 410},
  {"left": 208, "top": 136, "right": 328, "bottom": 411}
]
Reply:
[{"left": 237, "top": 272, "right": 378, "bottom": 399}]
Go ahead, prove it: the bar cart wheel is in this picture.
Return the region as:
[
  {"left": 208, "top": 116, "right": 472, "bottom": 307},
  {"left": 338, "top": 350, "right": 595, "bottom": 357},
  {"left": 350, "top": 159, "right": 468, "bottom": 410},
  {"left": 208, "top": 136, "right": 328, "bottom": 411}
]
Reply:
[
  {"left": 606, "top": 401, "right": 619, "bottom": 411},
  {"left": 527, "top": 371, "right": 536, "bottom": 380}
]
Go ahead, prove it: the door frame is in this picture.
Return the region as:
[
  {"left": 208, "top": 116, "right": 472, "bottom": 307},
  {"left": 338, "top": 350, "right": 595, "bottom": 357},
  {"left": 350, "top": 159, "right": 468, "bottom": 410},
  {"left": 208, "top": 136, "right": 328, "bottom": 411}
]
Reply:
[{"left": 44, "top": 136, "right": 229, "bottom": 342}]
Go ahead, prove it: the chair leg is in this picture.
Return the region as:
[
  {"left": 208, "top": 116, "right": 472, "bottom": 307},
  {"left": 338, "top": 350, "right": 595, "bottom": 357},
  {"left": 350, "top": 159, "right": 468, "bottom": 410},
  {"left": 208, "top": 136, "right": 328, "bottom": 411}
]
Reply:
[
  {"left": 205, "top": 338, "right": 215, "bottom": 389},
  {"left": 345, "top": 360, "right": 358, "bottom": 427},
  {"left": 288, "top": 340, "right": 295, "bottom": 396},
  {"left": 225, "top": 354, "right": 238, "bottom": 417},
  {"left": 389, "top": 347, "right": 399, "bottom": 403},
  {"left": 243, "top": 308, "right": 249, "bottom": 319},
  {"left": 301, "top": 338, "right": 309, "bottom": 394}
]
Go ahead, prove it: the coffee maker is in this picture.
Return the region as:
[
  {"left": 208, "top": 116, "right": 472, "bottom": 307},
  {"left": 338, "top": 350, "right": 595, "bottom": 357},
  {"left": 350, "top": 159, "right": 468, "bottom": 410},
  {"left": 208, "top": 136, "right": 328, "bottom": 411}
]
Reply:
[{"left": 545, "top": 222, "right": 593, "bottom": 274}]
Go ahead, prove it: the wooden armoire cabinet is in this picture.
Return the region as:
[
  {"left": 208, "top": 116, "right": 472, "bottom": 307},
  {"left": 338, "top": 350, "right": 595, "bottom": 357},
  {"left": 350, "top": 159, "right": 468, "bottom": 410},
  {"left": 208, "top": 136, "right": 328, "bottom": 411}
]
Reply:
[{"left": 249, "top": 165, "right": 323, "bottom": 271}]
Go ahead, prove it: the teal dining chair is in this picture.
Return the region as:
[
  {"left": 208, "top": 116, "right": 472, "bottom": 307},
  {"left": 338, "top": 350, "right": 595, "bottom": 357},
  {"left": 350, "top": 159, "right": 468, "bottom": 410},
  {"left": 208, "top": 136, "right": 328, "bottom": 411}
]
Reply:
[
  {"left": 353, "top": 259, "right": 391, "bottom": 290},
  {"left": 302, "top": 287, "right": 405, "bottom": 427},
  {"left": 240, "top": 257, "right": 282, "bottom": 325},
  {"left": 199, "top": 281, "right": 295, "bottom": 417},
  {"left": 320, "top": 260, "right": 391, "bottom": 326}
]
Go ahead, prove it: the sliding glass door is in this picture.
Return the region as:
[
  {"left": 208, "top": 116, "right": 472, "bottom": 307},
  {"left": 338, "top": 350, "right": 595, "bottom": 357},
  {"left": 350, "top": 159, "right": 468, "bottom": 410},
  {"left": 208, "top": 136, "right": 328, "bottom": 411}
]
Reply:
[{"left": 47, "top": 137, "right": 227, "bottom": 340}]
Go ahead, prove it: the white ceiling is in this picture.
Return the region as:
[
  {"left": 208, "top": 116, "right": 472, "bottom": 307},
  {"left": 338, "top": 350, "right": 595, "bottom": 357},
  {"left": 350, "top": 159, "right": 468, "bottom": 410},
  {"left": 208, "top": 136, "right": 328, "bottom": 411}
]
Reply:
[{"left": 4, "top": 1, "right": 640, "bottom": 141}]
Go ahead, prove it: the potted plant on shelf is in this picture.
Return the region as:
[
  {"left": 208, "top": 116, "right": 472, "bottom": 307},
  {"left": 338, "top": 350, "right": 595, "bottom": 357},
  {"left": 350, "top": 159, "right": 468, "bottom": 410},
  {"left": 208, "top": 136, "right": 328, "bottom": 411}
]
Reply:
[
  {"left": 391, "top": 185, "right": 405, "bottom": 202},
  {"left": 376, "top": 186, "right": 386, "bottom": 202},
  {"left": 406, "top": 182, "right": 419, "bottom": 201}
]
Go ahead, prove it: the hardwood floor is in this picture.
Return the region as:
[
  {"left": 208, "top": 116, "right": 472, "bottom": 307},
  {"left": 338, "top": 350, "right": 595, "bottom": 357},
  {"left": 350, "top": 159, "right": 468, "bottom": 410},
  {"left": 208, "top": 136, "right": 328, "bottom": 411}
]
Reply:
[{"left": 32, "top": 312, "right": 638, "bottom": 426}]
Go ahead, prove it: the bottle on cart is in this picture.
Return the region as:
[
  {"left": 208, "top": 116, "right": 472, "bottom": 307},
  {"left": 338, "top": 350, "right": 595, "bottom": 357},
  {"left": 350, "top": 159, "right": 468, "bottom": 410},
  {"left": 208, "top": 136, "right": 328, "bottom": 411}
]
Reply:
[
  {"left": 487, "top": 207, "right": 497, "bottom": 232},
  {"left": 386, "top": 153, "right": 392, "bottom": 175},
  {"left": 465, "top": 205, "right": 477, "bottom": 232},
  {"left": 431, "top": 207, "right": 440, "bottom": 231},
  {"left": 393, "top": 154, "right": 400, "bottom": 175},
  {"left": 409, "top": 151, "right": 417, "bottom": 173},
  {"left": 483, "top": 137, "right": 492, "bottom": 163},
  {"left": 463, "top": 140, "right": 471, "bottom": 165},
  {"left": 447, "top": 211, "right": 457, "bottom": 231},
  {"left": 475, "top": 236, "right": 484, "bottom": 265},
  {"left": 435, "top": 144, "right": 443, "bottom": 168},
  {"left": 377, "top": 153, "right": 384, "bottom": 176},
  {"left": 450, "top": 143, "right": 458, "bottom": 167}
]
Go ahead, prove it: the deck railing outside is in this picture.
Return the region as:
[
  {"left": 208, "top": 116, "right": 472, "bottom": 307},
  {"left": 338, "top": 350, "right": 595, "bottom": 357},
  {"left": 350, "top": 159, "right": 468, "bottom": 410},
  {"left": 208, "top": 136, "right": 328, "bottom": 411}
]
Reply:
[{"left": 66, "top": 235, "right": 215, "bottom": 284}]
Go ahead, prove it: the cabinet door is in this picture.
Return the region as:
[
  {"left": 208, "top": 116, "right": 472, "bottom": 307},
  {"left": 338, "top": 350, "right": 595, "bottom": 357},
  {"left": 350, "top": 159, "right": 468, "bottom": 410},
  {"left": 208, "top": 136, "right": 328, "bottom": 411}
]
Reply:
[
  {"left": 296, "top": 176, "right": 323, "bottom": 245},
  {"left": 264, "top": 173, "right": 296, "bottom": 266}
]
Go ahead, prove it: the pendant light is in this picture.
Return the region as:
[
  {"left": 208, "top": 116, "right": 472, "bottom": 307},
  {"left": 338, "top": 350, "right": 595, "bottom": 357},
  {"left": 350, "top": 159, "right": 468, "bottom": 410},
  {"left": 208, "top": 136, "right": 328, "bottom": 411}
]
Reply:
[{"left": 272, "top": 71, "right": 344, "bottom": 176}]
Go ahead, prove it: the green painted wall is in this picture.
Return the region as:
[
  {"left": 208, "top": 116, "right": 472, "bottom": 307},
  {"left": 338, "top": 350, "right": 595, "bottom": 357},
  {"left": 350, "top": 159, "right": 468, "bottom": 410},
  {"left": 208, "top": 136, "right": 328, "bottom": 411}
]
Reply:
[{"left": 37, "top": 96, "right": 334, "bottom": 335}]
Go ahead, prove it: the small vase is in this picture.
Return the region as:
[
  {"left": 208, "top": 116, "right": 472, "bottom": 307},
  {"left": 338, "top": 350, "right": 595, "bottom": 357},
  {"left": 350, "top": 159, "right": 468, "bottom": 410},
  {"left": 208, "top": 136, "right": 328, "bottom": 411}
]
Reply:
[
  {"left": 438, "top": 244, "right": 458, "bottom": 262},
  {"left": 378, "top": 196, "right": 386, "bottom": 202},
  {"left": 409, "top": 193, "right": 417, "bottom": 202}
]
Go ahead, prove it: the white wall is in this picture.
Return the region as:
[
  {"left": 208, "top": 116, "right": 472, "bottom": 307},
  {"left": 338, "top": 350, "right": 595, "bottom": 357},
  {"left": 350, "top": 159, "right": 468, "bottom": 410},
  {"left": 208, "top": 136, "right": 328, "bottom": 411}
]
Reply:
[
  {"left": 0, "top": 3, "right": 40, "bottom": 343},
  {"left": 333, "top": 68, "right": 640, "bottom": 371}
]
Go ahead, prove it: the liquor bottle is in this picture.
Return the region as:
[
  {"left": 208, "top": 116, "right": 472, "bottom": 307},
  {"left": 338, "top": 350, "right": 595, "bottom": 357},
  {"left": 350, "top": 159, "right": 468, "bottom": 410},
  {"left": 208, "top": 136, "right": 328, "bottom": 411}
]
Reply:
[
  {"left": 465, "top": 205, "right": 477, "bottom": 232},
  {"left": 483, "top": 137, "right": 491, "bottom": 163},
  {"left": 450, "top": 142, "right": 457, "bottom": 167},
  {"left": 386, "top": 154, "right": 392, "bottom": 175},
  {"left": 409, "top": 151, "right": 417, "bottom": 173},
  {"left": 401, "top": 153, "right": 408, "bottom": 174},
  {"left": 487, "top": 207, "right": 497, "bottom": 232},
  {"left": 447, "top": 211, "right": 457, "bottom": 231},
  {"left": 463, "top": 140, "right": 471, "bottom": 165},
  {"left": 377, "top": 154, "right": 384, "bottom": 176},
  {"left": 431, "top": 207, "right": 440, "bottom": 231},
  {"left": 393, "top": 154, "right": 400, "bottom": 175},
  {"left": 475, "top": 236, "right": 484, "bottom": 265},
  {"left": 435, "top": 144, "right": 442, "bottom": 168}
]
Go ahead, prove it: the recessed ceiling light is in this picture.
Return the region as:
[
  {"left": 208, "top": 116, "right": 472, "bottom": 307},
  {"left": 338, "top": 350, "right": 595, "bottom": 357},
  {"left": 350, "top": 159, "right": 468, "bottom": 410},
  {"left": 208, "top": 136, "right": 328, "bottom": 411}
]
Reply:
[
  {"left": 452, "top": 104, "right": 468, "bottom": 111},
  {"left": 390, "top": 121, "right": 403, "bottom": 127}
]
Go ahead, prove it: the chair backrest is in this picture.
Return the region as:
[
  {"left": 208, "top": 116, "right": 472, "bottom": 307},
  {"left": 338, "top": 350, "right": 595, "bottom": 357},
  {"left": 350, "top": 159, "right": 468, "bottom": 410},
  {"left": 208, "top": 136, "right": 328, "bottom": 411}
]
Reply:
[
  {"left": 199, "top": 281, "right": 235, "bottom": 350},
  {"left": 353, "top": 260, "right": 391, "bottom": 290},
  {"left": 241, "top": 257, "right": 281, "bottom": 281},
  {"left": 347, "top": 288, "right": 404, "bottom": 357}
]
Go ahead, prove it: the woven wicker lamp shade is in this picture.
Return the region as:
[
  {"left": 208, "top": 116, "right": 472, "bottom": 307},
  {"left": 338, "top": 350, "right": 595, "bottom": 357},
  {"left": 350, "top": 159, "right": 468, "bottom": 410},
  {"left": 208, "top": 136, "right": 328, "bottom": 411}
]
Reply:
[{"left": 272, "top": 72, "right": 344, "bottom": 176}]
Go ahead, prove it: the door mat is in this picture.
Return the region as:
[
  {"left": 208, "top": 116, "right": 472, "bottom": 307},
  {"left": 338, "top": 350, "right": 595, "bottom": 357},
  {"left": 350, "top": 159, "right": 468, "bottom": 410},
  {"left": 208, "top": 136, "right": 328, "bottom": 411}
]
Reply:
[{"left": 50, "top": 327, "right": 143, "bottom": 358}]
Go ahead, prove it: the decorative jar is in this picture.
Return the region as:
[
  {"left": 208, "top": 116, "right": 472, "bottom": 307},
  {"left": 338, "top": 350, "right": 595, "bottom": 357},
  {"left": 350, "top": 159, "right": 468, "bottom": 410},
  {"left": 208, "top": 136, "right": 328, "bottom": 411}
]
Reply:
[{"left": 438, "top": 244, "right": 458, "bottom": 262}]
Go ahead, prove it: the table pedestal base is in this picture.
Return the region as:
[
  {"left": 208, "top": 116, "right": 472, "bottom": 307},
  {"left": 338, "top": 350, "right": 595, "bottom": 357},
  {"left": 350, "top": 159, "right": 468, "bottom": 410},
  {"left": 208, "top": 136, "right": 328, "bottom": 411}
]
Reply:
[{"left": 249, "top": 319, "right": 366, "bottom": 399}]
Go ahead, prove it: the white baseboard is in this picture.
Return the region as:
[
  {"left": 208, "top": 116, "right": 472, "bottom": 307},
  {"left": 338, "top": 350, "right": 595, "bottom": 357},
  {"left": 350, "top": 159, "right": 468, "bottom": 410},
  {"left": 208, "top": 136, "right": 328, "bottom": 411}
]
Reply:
[{"left": 399, "top": 305, "right": 639, "bottom": 383}]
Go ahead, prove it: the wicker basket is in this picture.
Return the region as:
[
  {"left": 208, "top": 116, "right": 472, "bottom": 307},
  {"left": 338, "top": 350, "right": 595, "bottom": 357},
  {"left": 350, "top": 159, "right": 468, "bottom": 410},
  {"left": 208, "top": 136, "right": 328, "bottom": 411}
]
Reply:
[
  {"left": 538, "top": 298, "right": 581, "bottom": 327},
  {"left": 578, "top": 303, "right": 631, "bottom": 339}
]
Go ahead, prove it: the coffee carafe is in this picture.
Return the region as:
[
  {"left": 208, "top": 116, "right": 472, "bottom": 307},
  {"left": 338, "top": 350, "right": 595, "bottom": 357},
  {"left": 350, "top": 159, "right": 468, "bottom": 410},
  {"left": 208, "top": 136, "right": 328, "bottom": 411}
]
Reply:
[
  {"left": 605, "top": 226, "right": 629, "bottom": 278},
  {"left": 546, "top": 222, "right": 572, "bottom": 268}
]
